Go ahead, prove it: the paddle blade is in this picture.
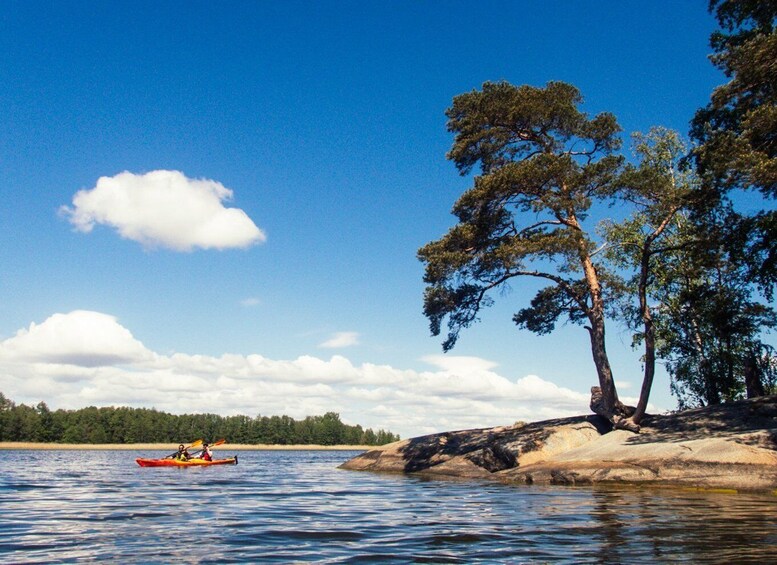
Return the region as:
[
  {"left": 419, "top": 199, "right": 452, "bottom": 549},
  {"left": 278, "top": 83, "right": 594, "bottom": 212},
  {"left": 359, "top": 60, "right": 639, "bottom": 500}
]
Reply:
[{"left": 212, "top": 439, "right": 226, "bottom": 447}]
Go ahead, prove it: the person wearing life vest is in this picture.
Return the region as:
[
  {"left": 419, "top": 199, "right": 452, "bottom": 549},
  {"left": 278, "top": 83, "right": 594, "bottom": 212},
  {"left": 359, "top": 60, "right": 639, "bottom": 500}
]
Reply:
[
  {"left": 199, "top": 442, "right": 212, "bottom": 461},
  {"left": 173, "top": 444, "right": 190, "bottom": 461}
]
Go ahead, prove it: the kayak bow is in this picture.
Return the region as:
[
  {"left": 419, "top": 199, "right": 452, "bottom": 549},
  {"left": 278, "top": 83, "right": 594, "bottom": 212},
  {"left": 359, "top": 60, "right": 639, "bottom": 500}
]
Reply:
[{"left": 136, "top": 455, "right": 238, "bottom": 467}]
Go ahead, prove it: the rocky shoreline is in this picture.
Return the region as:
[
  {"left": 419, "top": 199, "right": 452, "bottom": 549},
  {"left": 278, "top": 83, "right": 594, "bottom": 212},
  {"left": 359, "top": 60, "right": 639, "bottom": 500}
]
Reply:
[{"left": 340, "top": 395, "right": 777, "bottom": 493}]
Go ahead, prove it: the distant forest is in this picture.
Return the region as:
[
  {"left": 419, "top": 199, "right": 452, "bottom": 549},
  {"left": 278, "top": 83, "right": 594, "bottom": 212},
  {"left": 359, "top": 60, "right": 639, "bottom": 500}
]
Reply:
[{"left": 0, "top": 393, "right": 400, "bottom": 446}]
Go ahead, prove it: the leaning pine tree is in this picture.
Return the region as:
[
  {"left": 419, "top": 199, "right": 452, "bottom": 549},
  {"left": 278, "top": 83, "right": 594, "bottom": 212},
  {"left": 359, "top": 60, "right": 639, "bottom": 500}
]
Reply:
[{"left": 418, "top": 81, "right": 639, "bottom": 430}]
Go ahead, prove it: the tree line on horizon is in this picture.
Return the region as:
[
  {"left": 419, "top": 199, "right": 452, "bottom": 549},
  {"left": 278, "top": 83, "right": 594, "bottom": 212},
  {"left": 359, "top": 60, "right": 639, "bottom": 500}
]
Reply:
[
  {"left": 0, "top": 392, "right": 400, "bottom": 446},
  {"left": 419, "top": 0, "right": 777, "bottom": 431}
]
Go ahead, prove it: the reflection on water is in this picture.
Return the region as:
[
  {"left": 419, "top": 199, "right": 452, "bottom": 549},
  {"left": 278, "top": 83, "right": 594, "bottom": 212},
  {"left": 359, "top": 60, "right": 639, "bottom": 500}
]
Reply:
[{"left": 0, "top": 449, "right": 775, "bottom": 563}]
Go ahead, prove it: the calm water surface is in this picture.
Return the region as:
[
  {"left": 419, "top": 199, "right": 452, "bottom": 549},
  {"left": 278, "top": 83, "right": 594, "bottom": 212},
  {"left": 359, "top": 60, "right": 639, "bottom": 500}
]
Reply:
[{"left": 0, "top": 449, "right": 775, "bottom": 563}]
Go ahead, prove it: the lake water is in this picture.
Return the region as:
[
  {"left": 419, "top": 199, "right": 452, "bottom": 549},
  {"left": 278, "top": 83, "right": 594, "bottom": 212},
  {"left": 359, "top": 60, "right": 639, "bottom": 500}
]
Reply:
[{"left": 0, "top": 449, "right": 775, "bottom": 563}]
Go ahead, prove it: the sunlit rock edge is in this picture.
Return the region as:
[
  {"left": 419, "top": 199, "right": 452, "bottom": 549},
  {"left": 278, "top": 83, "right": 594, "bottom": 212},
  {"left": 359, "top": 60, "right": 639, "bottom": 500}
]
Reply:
[{"left": 340, "top": 395, "right": 777, "bottom": 492}]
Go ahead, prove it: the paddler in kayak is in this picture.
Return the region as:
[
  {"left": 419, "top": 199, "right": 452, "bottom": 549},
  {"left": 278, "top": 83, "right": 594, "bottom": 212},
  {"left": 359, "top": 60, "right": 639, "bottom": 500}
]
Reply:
[
  {"left": 198, "top": 442, "right": 213, "bottom": 461},
  {"left": 173, "top": 444, "right": 191, "bottom": 461},
  {"left": 189, "top": 441, "right": 213, "bottom": 461}
]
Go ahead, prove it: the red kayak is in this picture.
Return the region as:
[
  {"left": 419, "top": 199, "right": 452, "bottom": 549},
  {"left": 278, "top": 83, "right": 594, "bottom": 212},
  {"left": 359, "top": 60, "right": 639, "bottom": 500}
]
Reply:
[{"left": 136, "top": 456, "right": 238, "bottom": 467}]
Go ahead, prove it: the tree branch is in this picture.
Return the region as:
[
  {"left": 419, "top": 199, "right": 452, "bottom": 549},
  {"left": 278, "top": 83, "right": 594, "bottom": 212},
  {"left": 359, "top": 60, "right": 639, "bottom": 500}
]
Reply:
[{"left": 517, "top": 219, "right": 564, "bottom": 235}]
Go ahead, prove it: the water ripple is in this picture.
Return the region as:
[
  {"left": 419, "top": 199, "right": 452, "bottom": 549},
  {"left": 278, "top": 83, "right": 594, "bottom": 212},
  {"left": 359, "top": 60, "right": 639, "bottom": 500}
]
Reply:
[{"left": 1, "top": 450, "right": 776, "bottom": 563}]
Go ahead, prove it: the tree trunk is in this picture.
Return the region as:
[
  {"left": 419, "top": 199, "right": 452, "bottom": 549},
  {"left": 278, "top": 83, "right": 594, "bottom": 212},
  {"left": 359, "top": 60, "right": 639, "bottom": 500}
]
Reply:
[
  {"left": 575, "top": 223, "right": 618, "bottom": 407},
  {"left": 690, "top": 317, "right": 720, "bottom": 405},
  {"left": 586, "top": 313, "right": 638, "bottom": 431},
  {"left": 703, "top": 357, "right": 721, "bottom": 405},
  {"left": 581, "top": 257, "right": 637, "bottom": 430},
  {"left": 568, "top": 210, "right": 636, "bottom": 430},
  {"left": 744, "top": 351, "right": 766, "bottom": 398},
  {"left": 587, "top": 313, "right": 619, "bottom": 411},
  {"left": 630, "top": 241, "right": 657, "bottom": 427},
  {"left": 630, "top": 315, "right": 655, "bottom": 426},
  {"left": 630, "top": 209, "right": 681, "bottom": 427}
]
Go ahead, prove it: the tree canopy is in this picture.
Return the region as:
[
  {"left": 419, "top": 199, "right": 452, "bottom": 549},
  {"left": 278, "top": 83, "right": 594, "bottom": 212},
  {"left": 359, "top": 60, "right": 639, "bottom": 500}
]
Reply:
[
  {"left": 0, "top": 393, "right": 400, "bottom": 446},
  {"left": 691, "top": 0, "right": 777, "bottom": 294},
  {"left": 692, "top": 0, "right": 777, "bottom": 197},
  {"left": 420, "top": 61, "right": 777, "bottom": 428},
  {"left": 419, "top": 80, "right": 639, "bottom": 428}
]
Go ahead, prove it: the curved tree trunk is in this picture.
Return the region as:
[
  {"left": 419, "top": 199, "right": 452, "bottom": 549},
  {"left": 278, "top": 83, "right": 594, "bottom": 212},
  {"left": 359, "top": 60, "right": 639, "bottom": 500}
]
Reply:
[
  {"left": 587, "top": 316, "right": 638, "bottom": 432},
  {"left": 630, "top": 241, "right": 657, "bottom": 427},
  {"left": 573, "top": 212, "right": 620, "bottom": 413},
  {"left": 627, "top": 209, "right": 682, "bottom": 430},
  {"left": 630, "top": 314, "right": 654, "bottom": 426},
  {"left": 577, "top": 230, "right": 637, "bottom": 431},
  {"left": 587, "top": 313, "right": 619, "bottom": 411}
]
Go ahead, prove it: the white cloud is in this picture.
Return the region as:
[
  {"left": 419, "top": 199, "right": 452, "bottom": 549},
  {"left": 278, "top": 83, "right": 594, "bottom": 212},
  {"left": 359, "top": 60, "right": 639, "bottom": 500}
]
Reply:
[
  {"left": 240, "top": 297, "right": 261, "bottom": 307},
  {"left": 60, "top": 170, "right": 266, "bottom": 251},
  {"left": 0, "top": 311, "right": 610, "bottom": 439},
  {"left": 0, "top": 311, "right": 153, "bottom": 367},
  {"left": 422, "top": 354, "right": 498, "bottom": 373},
  {"left": 319, "top": 331, "right": 360, "bottom": 349}
]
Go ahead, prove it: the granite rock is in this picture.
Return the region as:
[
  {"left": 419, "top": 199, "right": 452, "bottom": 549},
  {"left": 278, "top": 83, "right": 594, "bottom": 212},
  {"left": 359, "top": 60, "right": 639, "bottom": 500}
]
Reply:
[{"left": 340, "top": 395, "right": 777, "bottom": 492}]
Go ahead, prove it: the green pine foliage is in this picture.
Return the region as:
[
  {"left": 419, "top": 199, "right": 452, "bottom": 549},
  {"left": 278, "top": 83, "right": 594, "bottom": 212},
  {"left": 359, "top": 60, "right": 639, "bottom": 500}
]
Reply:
[
  {"left": 420, "top": 64, "right": 777, "bottom": 419},
  {"left": 0, "top": 392, "right": 399, "bottom": 446},
  {"left": 418, "top": 80, "right": 630, "bottom": 420},
  {"left": 691, "top": 0, "right": 777, "bottom": 295}
]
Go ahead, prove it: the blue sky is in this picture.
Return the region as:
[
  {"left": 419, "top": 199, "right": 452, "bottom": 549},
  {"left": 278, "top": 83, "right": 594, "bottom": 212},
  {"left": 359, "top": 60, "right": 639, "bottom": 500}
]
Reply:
[{"left": 1, "top": 2, "right": 728, "bottom": 439}]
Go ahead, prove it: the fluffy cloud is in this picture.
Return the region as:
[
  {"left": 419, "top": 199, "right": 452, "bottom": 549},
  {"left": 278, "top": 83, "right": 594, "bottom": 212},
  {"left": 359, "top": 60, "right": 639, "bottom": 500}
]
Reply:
[
  {"left": 0, "top": 311, "right": 616, "bottom": 439},
  {"left": 0, "top": 311, "right": 153, "bottom": 367},
  {"left": 61, "top": 170, "right": 266, "bottom": 251}
]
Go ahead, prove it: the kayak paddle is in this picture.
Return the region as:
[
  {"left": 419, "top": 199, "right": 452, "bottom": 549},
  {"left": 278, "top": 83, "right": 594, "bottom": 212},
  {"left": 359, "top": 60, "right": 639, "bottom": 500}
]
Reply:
[{"left": 191, "top": 438, "right": 227, "bottom": 458}]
